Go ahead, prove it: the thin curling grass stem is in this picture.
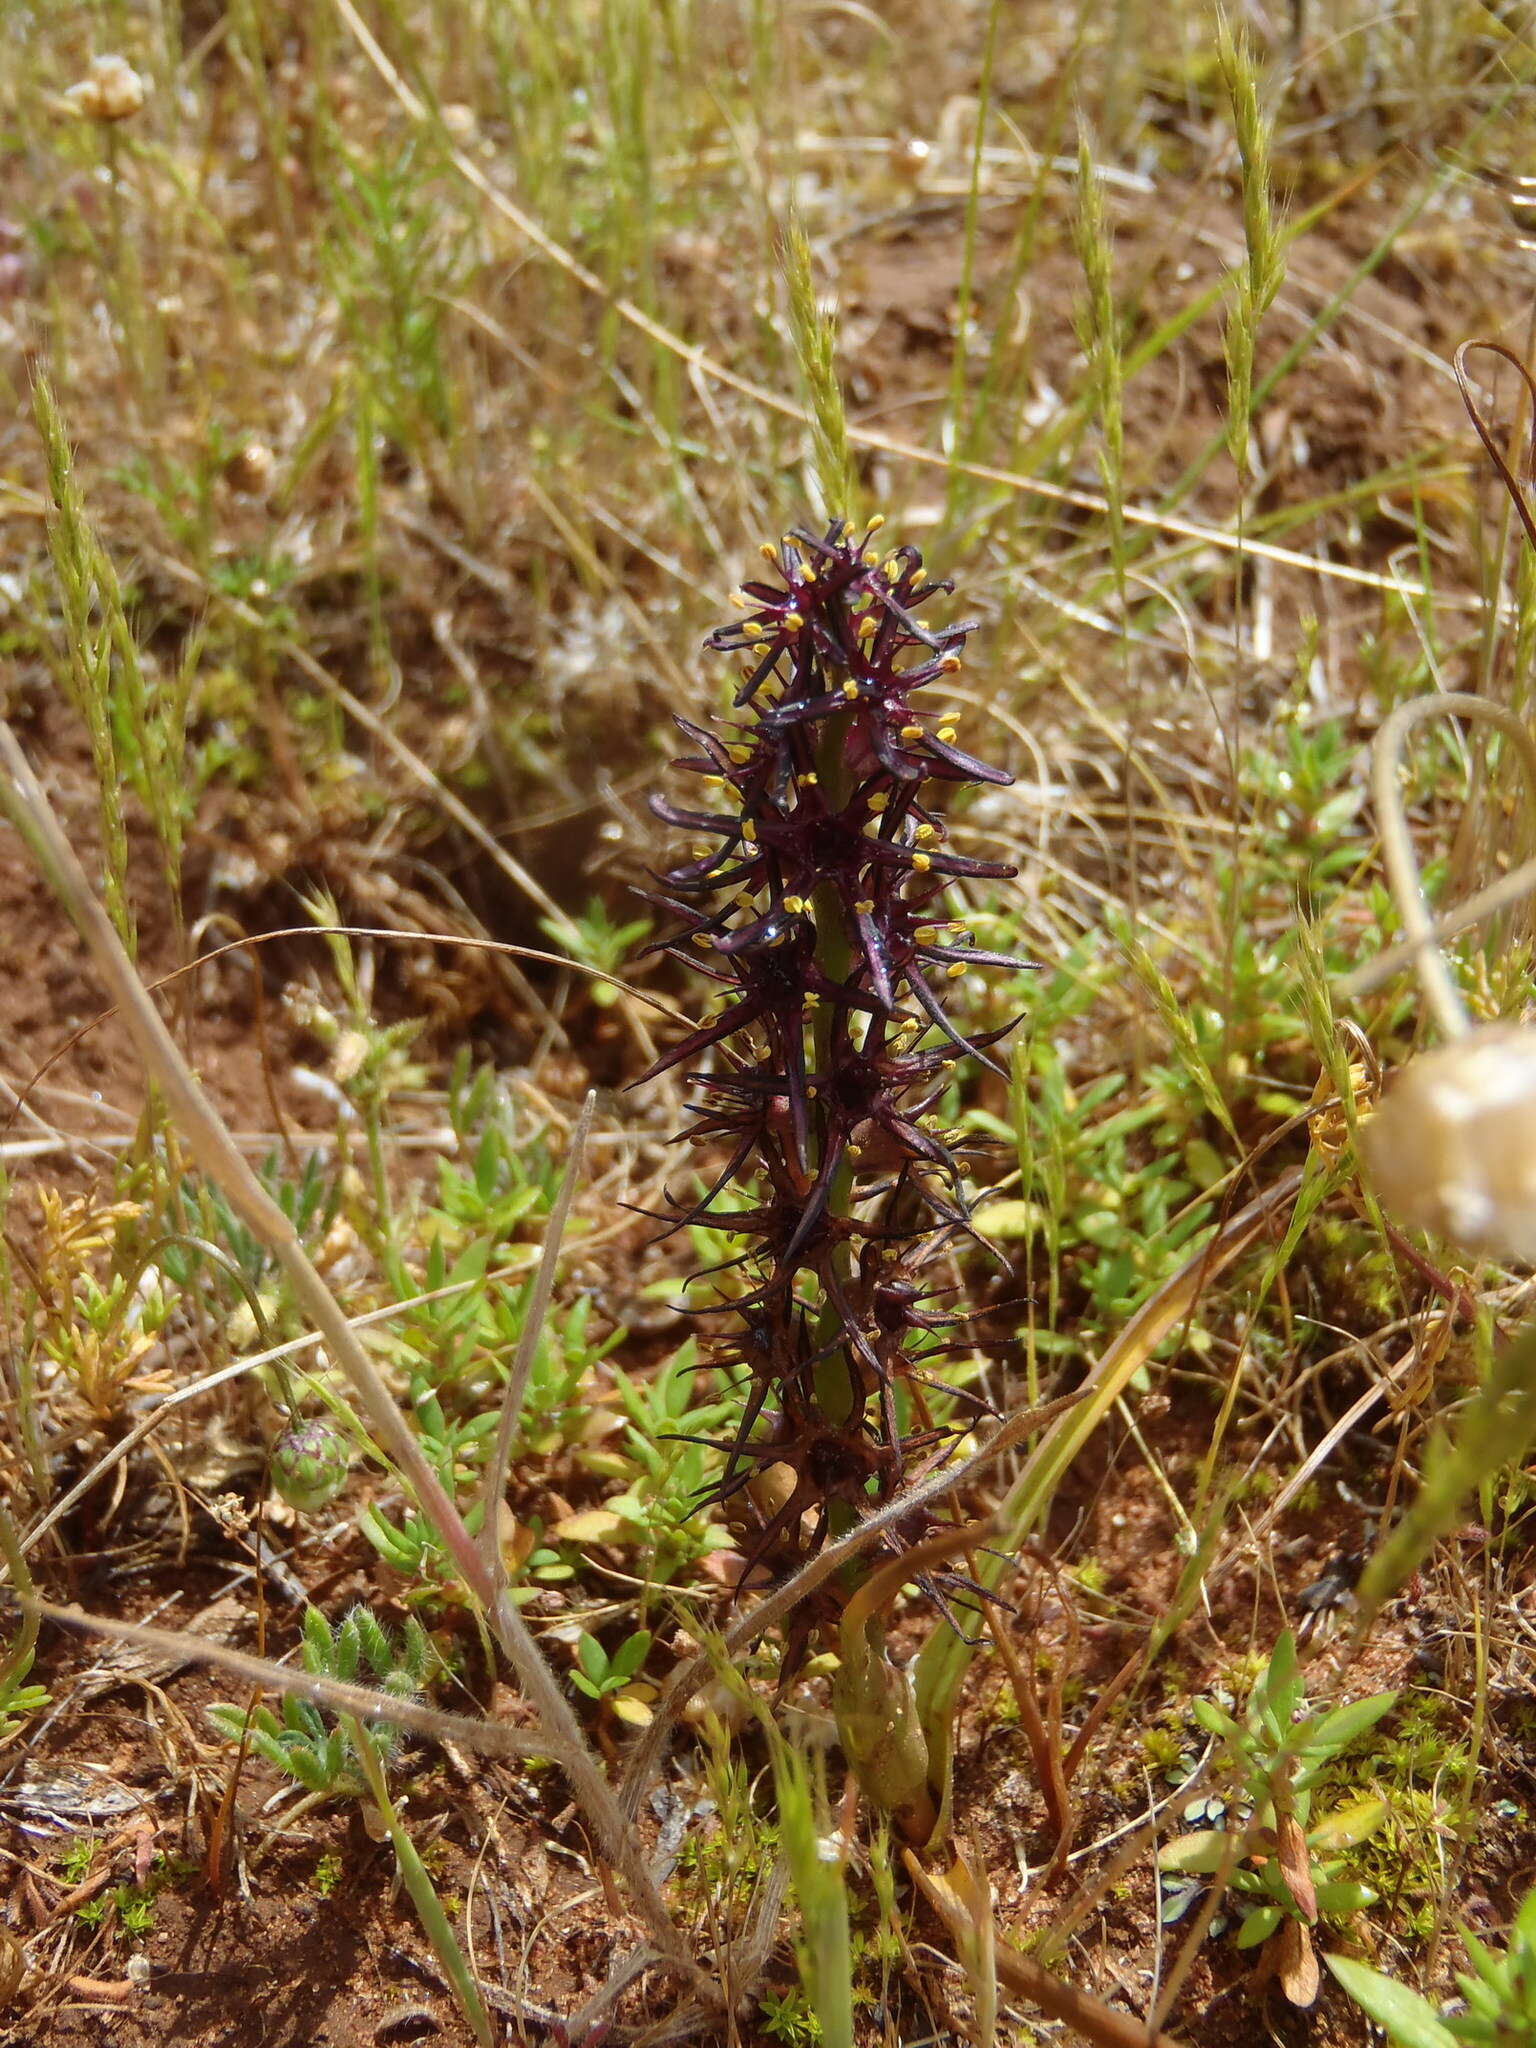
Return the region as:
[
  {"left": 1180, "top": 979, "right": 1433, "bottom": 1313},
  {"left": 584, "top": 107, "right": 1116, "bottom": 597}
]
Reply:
[
  {"left": 1372, "top": 691, "right": 1536, "bottom": 1042},
  {"left": 0, "top": 721, "right": 698, "bottom": 1988},
  {"left": 0, "top": 1502, "right": 39, "bottom": 1709}
]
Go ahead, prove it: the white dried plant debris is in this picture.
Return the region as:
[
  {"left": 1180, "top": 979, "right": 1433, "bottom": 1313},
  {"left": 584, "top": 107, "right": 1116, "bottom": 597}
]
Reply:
[
  {"left": 64, "top": 54, "right": 148, "bottom": 123},
  {"left": 1360, "top": 1023, "right": 1536, "bottom": 1263}
]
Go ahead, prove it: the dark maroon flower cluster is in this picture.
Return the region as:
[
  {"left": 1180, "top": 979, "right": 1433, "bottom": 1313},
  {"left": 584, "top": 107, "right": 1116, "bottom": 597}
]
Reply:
[{"left": 643, "top": 516, "right": 1030, "bottom": 1581}]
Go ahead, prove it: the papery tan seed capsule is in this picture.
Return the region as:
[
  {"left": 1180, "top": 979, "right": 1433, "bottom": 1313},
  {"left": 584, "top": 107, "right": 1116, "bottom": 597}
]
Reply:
[
  {"left": 225, "top": 441, "right": 274, "bottom": 496},
  {"left": 65, "top": 54, "right": 148, "bottom": 122},
  {"left": 890, "top": 137, "right": 932, "bottom": 182},
  {"left": 1359, "top": 1023, "right": 1536, "bottom": 1261}
]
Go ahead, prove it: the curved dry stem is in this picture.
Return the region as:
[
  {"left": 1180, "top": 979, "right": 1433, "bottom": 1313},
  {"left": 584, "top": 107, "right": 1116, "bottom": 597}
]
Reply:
[
  {"left": 0, "top": 720, "right": 699, "bottom": 1987},
  {"left": 905, "top": 1848, "right": 1184, "bottom": 2048},
  {"left": 1334, "top": 845, "right": 1536, "bottom": 1005},
  {"left": 18, "top": 1262, "right": 534, "bottom": 1560},
  {"left": 19, "top": 1596, "right": 572, "bottom": 1764},
  {"left": 1370, "top": 690, "right": 1536, "bottom": 1042},
  {"left": 1455, "top": 339, "right": 1536, "bottom": 556}
]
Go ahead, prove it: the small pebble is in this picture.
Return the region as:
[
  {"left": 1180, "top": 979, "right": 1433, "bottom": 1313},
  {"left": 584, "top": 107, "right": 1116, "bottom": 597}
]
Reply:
[{"left": 374, "top": 2003, "right": 438, "bottom": 2042}]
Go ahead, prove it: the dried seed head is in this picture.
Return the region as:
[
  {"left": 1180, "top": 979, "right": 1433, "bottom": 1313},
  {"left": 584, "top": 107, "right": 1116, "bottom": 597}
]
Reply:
[
  {"left": 225, "top": 441, "right": 275, "bottom": 497},
  {"left": 270, "top": 1417, "right": 351, "bottom": 1514},
  {"left": 65, "top": 54, "right": 148, "bottom": 122},
  {"left": 1360, "top": 1023, "right": 1536, "bottom": 1261}
]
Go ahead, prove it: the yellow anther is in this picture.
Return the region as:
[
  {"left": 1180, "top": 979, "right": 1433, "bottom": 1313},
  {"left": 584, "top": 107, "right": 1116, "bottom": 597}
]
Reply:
[
  {"left": 854, "top": 899, "right": 875, "bottom": 916},
  {"left": 855, "top": 615, "right": 879, "bottom": 641},
  {"left": 806, "top": 1084, "right": 819, "bottom": 1099},
  {"left": 912, "top": 617, "right": 929, "bottom": 633},
  {"left": 804, "top": 992, "right": 821, "bottom": 1006},
  {"left": 692, "top": 931, "right": 713, "bottom": 948},
  {"left": 914, "top": 926, "right": 937, "bottom": 943},
  {"left": 783, "top": 895, "right": 807, "bottom": 914},
  {"left": 939, "top": 654, "right": 962, "bottom": 673},
  {"left": 801, "top": 771, "right": 819, "bottom": 786},
  {"left": 741, "top": 819, "right": 757, "bottom": 842},
  {"left": 752, "top": 640, "right": 772, "bottom": 657},
  {"left": 726, "top": 745, "right": 751, "bottom": 764},
  {"left": 867, "top": 792, "right": 889, "bottom": 813},
  {"left": 862, "top": 550, "right": 880, "bottom": 565},
  {"left": 913, "top": 852, "right": 931, "bottom": 872},
  {"left": 947, "top": 961, "right": 967, "bottom": 979},
  {"left": 760, "top": 542, "right": 779, "bottom": 562},
  {"left": 848, "top": 1142, "right": 863, "bottom": 1159},
  {"left": 914, "top": 822, "right": 937, "bottom": 842},
  {"left": 866, "top": 513, "right": 885, "bottom": 532},
  {"left": 784, "top": 611, "right": 805, "bottom": 631},
  {"left": 842, "top": 680, "right": 860, "bottom": 700},
  {"left": 900, "top": 724, "right": 924, "bottom": 742},
  {"left": 941, "top": 1058, "right": 956, "bottom": 1071},
  {"left": 937, "top": 725, "right": 958, "bottom": 743},
  {"left": 884, "top": 557, "right": 901, "bottom": 581},
  {"left": 730, "top": 591, "right": 753, "bottom": 608}
]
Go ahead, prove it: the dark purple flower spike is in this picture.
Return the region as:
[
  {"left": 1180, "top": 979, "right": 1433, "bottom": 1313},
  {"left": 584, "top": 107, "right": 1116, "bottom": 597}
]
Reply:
[{"left": 646, "top": 515, "right": 1034, "bottom": 1589}]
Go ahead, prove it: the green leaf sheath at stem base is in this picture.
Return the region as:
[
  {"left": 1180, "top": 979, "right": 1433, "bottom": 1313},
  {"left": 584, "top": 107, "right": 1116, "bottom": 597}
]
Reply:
[{"left": 348, "top": 1717, "right": 494, "bottom": 2048}]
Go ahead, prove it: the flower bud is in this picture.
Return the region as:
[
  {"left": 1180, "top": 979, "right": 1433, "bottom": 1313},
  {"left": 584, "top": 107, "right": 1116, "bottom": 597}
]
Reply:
[
  {"left": 1360, "top": 1023, "right": 1536, "bottom": 1262},
  {"left": 270, "top": 1417, "right": 350, "bottom": 1514},
  {"left": 65, "top": 55, "right": 148, "bottom": 123}
]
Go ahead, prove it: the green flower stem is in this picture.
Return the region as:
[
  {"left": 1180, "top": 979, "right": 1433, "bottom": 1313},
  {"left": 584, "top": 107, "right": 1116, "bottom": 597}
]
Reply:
[{"left": 809, "top": 713, "right": 861, "bottom": 1427}]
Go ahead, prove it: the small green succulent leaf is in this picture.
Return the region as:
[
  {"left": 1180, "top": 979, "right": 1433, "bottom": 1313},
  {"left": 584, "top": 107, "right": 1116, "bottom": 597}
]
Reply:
[
  {"left": 1312, "top": 1880, "right": 1377, "bottom": 1916},
  {"left": 1156, "top": 1829, "right": 1233, "bottom": 1875},
  {"left": 1308, "top": 1796, "right": 1390, "bottom": 1853},
  {"left": 609, "top": 1630, "right": 652, "bottom": 1683},
  {"left": 1301, "top": 1693, "right": 1398, "bottom": 1756},
  {"left": 1235, "top": 1903, "right": 1283, "bottom": 1949},
  {"left": 1324, "top": 1955, "right": 1457, "bottom": 2048}
]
